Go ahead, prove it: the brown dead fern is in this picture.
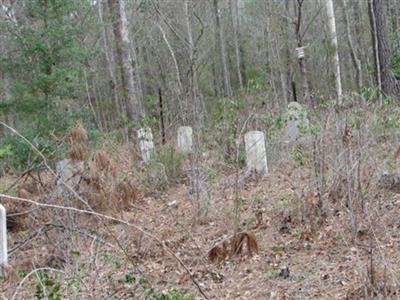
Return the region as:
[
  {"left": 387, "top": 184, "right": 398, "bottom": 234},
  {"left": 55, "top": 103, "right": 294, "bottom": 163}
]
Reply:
[
  {"left": 208, "top": 232, "right": 259, "bottom": 263},
  {"left": 68, "top": 122, "right": 88, "bottom": 145},
  {"left": 67, "top": 123, "right": 88, "bottom": 160},
  {"left": 68, "top": 144, "right": 87, "bottom": 161},
  {"left": 116, "top": 179, "right": 139, "bottom": 208}
]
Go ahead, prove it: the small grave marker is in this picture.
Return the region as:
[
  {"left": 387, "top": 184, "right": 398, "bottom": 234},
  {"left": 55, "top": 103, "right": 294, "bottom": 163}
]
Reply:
[
  {"left": 138, "top": 127, "right": 155, "bottom": 163},
  {"left": 244, "top": 131, "right": 268, "bottom": 175},
  {"left": 177, "top": 126, "right": 193, "bottom": 154}
]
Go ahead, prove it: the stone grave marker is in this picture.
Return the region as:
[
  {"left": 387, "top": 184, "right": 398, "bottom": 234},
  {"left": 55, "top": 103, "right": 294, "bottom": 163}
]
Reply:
[
  {"left": 55, "top": 159, "right": 85, "bottom": 195},
  {"left": 137, "top": 127, "right": 155, "bottom": 163},
  {"left": 177, "top": 126, "right": 193, "bottom": 154},
  {"left": 284, "top": 102, "right": 310, "bottom": 147},
  {"left": 0, "top": 204, "right": 7, "bottom": 277},
  {"left": 244, "top": 131, "right": 268, "bottom": 175}
]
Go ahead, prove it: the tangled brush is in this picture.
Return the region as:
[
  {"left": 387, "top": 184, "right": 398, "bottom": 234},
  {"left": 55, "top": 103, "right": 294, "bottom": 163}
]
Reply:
[{"left": 86, "top": 150, "right": 139, "bottom": 212}]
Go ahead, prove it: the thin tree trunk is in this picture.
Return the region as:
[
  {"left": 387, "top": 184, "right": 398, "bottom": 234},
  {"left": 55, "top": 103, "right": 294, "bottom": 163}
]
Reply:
[
  {"left": 325, "top": 0, "right": 343, "bottom": 104},
  {"left": 294, "top": 0, "right": 312, "bottom": 104},
  {"left": 341, "top": 0, "right": 362, "bottom": 92},
  {"left": 185, "top": 0, "right": 204, "bottom": 126},
  {"left": 368, "top": 0, "right": 382, "bottom": 95},
  {"left": 283, "top": 0, "right": 293, "bottom": 102},
  {"left": 213, "top": 0, "right": 233, "bottom": 98},
  {"left": 156, "top": 22, "right": 187, "bottom": 122},
  {"left": 230, "top": 0, "right": 243, "bottom": 89},
  {"left": 263, "top": 2, "right": 274, "bottom": 94},
  {"left": 273, "top": 29, "right": 288, "bottom": 107},
  {"left": 108, "top": 0, "right": 144, "bottom": 127}
]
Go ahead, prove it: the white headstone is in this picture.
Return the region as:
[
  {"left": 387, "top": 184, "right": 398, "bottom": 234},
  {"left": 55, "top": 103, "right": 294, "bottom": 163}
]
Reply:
[
  {"left": 0, "top": 204, "right": 7, "bottom": 277},
  {"left": 244, "top": 131, "right": 268, "bottom": 175},
  {"left": 137, "top": 127, "right": 155, "bottom": 163},
  {"left": 284, "top": 102, "right": 310, "bottom": 147},
  {"left": 177, "top": 126, "right": 193, "bottom": 154},
  {"left": 55, "top": 159, "right": 85, "bottom": 195}
]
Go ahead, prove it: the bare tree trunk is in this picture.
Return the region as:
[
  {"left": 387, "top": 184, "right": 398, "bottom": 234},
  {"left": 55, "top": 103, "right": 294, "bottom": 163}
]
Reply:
[
  {"left": 185, "top": 0, "right": 204, "bottom": 126},
  {"left": 213, "top": 0, "right": 233, "bottom": 98},
  {"left": 263, "top": 2, "right": 274, "bottom": 95},
  {"left": 273, "top": 28, "right": 288, "bottom": 106},
  {"left": 156, "top": 22, "right": 187, "bottom": 122},
  {"left": 294, "top": 0, "right": 312, "bottom": 104},
  {"left": 230, "top": 0, "right": 243, "bottom": 89},
  {"left": 108, "top": 0, "right": 144, "bottom": 127},
  {"left": 98, "top": 0, "right": 121, "bottom": 128},
  {"left": 325, "top": 0, "right": 343, "bottom": 104},
  {"left": 283, "top": 0, "right": 293, "bottom": 102},
  {"left": 341, "top": 0, "right": 362, "bottom": 92},
  {"left": 370, "top": 0, "right": 400, "bottom": 99},
  {"left": 368, "top": 0, "right": 382, "bottom": 96}
]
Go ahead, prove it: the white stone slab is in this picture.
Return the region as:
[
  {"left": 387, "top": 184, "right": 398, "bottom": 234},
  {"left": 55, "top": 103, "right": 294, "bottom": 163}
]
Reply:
[
  {"left": 55, "top": 159, "right": 85, "bottom": 195},
  {"left": 0, "top": 204, "right": 7, "bottom": 276},
  {"left": 244, "top": 131, "right": 268, "bottom": 175},
  {"left": 137, "top": 127, "right": 155, "bottom": 163},
  {"left": 177, "top": 126, "right": 193, "bottom": 154}
]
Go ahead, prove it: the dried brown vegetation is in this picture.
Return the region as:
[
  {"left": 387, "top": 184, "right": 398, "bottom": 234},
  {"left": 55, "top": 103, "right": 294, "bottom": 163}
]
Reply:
[
  {"left": 208, "top": 232, "right": 259, "bottom": 263},
  {"left": 67, "top": 122, "right": 88, "bottom": 160}
]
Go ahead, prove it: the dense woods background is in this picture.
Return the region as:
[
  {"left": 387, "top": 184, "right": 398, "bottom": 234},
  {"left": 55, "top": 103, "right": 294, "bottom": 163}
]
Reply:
[
  {"left": 1, "top": 0, "right": 400, "bottom": 170},
  {"left": 2, "top": 0, "right": 400, "bottom": 299}
]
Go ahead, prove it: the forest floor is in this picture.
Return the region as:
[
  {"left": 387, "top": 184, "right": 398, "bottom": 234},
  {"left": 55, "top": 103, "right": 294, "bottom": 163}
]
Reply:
[{"left": 2, "top": 149, "right": 400, "bottom": 300}]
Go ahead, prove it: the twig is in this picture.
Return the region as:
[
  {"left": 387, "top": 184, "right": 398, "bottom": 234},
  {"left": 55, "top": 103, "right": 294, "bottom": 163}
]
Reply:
[
  {"left": 0, "top": 193, "right": 210, "bottom": 300},
  {"left": 12, "top": 267, "right": 65, "bottom": 300}
]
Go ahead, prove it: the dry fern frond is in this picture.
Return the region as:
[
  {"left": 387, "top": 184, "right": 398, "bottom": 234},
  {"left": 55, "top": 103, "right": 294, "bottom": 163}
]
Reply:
[
  {"left": 231, "top": 232, "right": 259, "bottom": 257},
  {"left": 93, "top": 150, "right": 116, "bottom": 176},
  {"left": 208, "top": 241, "right": 229, "bottom": 263},
  {"left": 68, "top": 122, "right": 88, "bottom": 145},
  {"left": 68, "top": 144, "right": 87, "bottom": 160},
  {"left": 117, "top": 179, "right": 139, "bottom": 208},
  {"left": 208, "top": 232, "right": 259, "bottom": 263}
]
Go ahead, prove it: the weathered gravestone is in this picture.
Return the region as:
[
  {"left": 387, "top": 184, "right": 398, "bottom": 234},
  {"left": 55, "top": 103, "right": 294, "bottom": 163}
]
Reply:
[
  {"left": 177, "top": 126, "right": 193, "bottom": 154},
  {"left": 146, "top": 162, "right": 168, "bottom": 190},
  {"left": 0, "top": 204, "right": 7, "bottom": 277},
  {"left": 137, "top": 127, "right": 155, "bottom": 163},
  {"left": 186, "top": 165, "right": 211, "bottom": 218},
  {"left": 284, "top": 102, "right": 310, "bottom": 147},
  {"left": 244, "top": 131, "right": 268, "bottom": 176},
  {"left": 55, "top": 159, "right": 85, "bottom": 196}
]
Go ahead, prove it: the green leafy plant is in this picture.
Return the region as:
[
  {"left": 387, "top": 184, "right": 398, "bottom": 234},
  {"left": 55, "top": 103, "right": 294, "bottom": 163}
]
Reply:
[
  {"left": 157, "top": 145, "right": 184, "bottom": 182},
  {"left": 150, "top": 288, "right": 196, "bottom": 300},
  {"left": 35, "top": 271, "right": 62, "bottom": 300},
  {"left": 211, "top": 97, "right": 246, "bottom": 166},
  {"left": 289, "top": 148, "right": 305, "bottom": 167}
]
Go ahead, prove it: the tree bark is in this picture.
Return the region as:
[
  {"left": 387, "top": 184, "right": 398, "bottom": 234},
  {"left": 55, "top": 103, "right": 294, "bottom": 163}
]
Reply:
[
  {"left": 230, "top": 0, "right": 243, "bottom": 89},
  {"left": 283, "top": 0, "right": 293, "bottom": 102},
  {"left": 108, "top": 0, "right": 144, "bottom": 126},
  {"left": 294, "top": 0, "right": 312, "bottom": 104},
  {"left": 213, "top": 0, "right": 233, "bottom": 98},
  {"left": 371, "top": 0, "right": 400, "bottom": 99},
  {"left": 325, "top": 0, "right": 343, "bottom": 104},
  {"left": 98, "top": 0, "right": 120, "bottom": 128},
  {"left": 368, "top": 0, "right": 382, "bottom": 94},
  {"left": 341, "top": 0, "right": 362, "bottom": 92},
  {"left": 185, "top": 0, "right": 204, "bottom": 126}
]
